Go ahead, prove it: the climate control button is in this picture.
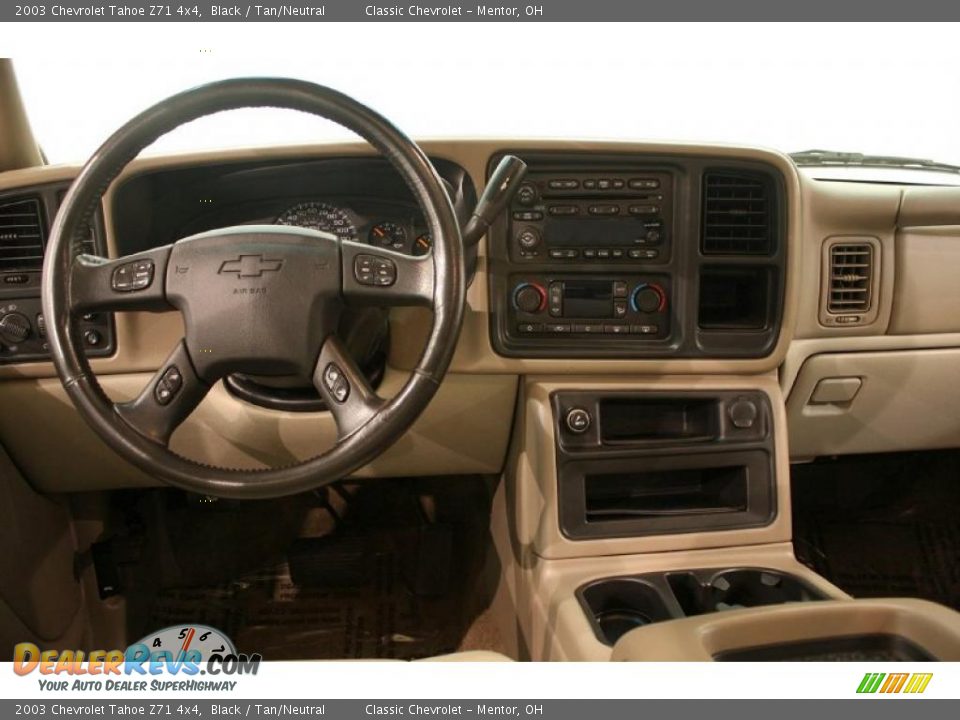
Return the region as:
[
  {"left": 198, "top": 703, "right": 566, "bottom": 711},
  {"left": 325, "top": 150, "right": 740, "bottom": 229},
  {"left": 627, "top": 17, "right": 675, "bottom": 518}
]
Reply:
[
  {"left": 512, "top": 282, "right": 547, "bottom": 314},
  {"left": 630, "top": 283, "right": 666, "bottom": 314}
]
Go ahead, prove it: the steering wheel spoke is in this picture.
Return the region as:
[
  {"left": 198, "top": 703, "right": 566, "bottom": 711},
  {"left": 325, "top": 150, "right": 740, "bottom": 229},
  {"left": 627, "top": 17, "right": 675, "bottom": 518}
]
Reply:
[
  {"left": 340, "top": 239, "right": 434, "bottom": 307},
  {"left": 313, "top": 334, "right": 385, "bottom": 439},
  {"left": 70, "top": 245, "right": 173, "bottom": 314},
  {"left": 115, "top": 340, "right": 210, "bottom": 445}
]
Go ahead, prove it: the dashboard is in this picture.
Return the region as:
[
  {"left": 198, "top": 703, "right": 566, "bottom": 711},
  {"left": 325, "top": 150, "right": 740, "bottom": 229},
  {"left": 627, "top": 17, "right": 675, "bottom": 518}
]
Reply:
[{"left": 2, "top": 139, "right": 960, "bottom": 494}]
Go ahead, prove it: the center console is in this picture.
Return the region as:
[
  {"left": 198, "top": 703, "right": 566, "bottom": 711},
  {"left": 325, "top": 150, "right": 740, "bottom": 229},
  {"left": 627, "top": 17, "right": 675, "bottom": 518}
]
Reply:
[{"left": 487, "top": 152, "right": 786, "bottom": 358}]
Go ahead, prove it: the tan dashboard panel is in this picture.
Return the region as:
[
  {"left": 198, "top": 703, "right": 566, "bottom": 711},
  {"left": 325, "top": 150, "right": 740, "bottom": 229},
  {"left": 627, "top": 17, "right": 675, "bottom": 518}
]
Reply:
[
  {"left": 0, "top": 370, "right": 517, "bottom": 493},
  {"left": 793, "top": 178, "right": 900, "bottom": 339},
  {"left": 786, "top": 348, "right": 960, "bottom": 459},
  {"left": 889, "top": 226, "right": 960, "bottom": 335}
]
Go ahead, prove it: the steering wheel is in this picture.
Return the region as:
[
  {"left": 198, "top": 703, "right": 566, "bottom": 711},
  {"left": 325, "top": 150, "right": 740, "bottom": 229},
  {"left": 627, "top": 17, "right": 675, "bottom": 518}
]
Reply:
[{"left": 41, "top": 78, "right": 465, "bottom": 499}]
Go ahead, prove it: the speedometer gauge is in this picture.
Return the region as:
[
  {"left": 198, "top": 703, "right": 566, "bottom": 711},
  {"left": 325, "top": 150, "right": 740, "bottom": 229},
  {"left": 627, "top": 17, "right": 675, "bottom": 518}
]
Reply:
[{"left": 276, "top": 202, "right": 357, "bottom": 240}]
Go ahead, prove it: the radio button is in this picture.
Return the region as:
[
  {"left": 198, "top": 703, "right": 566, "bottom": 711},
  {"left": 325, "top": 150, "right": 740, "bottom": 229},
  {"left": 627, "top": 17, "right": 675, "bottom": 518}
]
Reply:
[
  {"left": 629, "top": 204, "right": 659, "bottom": 215},
  {"left": 549, "top": 179, "right": 579, "bottom": 190},
  {"left": 516, "top": 182, "right": 538, "bottom": 206},
  {"left": 612, "top": 179, "right": 625, "bottom": 189},
  {"left": 516, "top": 228, "right": 542, "bottom": 251},
  {"left": 611, "top": 249, "right": 624, "bottom": 259},
  {"left": 628, "top": 248, "right": 660, "bottom": 260},
  {"left": 583, "top": 249, "right": 597, "bottom": 259},
  {"left": 629, "top": 178, "right": 660, "bottom": 190},
  {"left": 597, "top": 249, "right": 610, "bottom": 259},
  {"left": 582, "top": 179, "right": 597, "bottom": 190},
  {"left": 548, "top": 205, "right": 579, "bottom": 216},
  {"left": 604, "top": 323, "right": 629, "bottom": 334},
  {"left": 513, "top": 210, "right": 543, "bottom": 221},
  {"left": 588, "top": 204, "right": 620, "bottom": 216}
]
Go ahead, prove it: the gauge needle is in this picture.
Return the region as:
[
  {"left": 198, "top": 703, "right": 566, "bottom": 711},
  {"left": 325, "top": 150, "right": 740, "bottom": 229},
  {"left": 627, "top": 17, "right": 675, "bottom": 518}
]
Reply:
[
  {"left": 372, "top": 227, "right": 385, "bottom": 238},
  {"left": 181, "top": 627, "right": 196, "bottom": 653}
]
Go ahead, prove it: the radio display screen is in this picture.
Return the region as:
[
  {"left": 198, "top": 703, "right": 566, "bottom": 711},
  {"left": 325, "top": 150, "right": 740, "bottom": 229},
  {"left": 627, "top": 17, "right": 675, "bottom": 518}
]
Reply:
[
  {"left": 563, "top": 280, "right": 613, "bottom": 318},
  {"left": 544, "top": 217, "right": 650, "bottom": 247}
]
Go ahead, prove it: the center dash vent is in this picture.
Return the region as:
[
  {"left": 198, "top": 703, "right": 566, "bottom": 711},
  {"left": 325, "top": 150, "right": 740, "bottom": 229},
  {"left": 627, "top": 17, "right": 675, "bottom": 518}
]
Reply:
[
  {"left": 827, "top": 242, "right": 874, "bottom": 313},
  {"left": 0, "top": 196, "right": 45, "bottom": 273},
  {"left": 702, "top": 172, "right": 774, "bottom": 255}
]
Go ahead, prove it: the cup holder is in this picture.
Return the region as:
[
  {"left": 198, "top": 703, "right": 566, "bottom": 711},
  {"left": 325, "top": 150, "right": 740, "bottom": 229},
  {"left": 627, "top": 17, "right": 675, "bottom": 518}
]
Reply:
[
  {"left": 579, "top": 578, "right": 677, "bottom": 645},
  {"left": 579, "top": 567, "right": 827, "bottom": 646},
  {"left": 668, "top": 568, "right": 826, "bottom": 615}
]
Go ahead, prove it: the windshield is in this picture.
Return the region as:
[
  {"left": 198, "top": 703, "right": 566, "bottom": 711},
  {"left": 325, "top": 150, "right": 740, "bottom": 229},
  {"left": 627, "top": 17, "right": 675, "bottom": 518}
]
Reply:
[{"left": 10, "top": 24, "right": 960, "bottom": 170}]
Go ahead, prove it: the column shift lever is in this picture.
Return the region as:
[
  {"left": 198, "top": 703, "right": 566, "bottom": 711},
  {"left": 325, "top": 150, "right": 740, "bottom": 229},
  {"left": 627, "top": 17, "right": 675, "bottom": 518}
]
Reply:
[{"left": 461, "top": 155, "right": 528, "bottom": 247}]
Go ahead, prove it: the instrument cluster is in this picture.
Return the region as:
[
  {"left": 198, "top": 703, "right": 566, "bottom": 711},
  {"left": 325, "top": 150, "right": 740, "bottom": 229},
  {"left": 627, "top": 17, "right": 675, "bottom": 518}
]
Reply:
[{"left": 275, "top": 200, "right": 431, "bottom": 256}]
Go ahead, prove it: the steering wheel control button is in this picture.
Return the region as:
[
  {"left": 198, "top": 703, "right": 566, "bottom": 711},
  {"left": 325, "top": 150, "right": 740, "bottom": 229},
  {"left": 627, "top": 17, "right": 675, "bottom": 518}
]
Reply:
[
  {"left": 154, "top": 365, "right": 184, "bottom": 406},
  {"left": 323, "top": 362, "right": 350, "bottom": 403},
  {"left": 162, "top": 366, "right": 183, "bottom": 393},
  {"left": 112, "top": 259, "right": 155, "bottom": 292},
  {"left": 0, "top": 312, "right": 32, "bottom": 345},
  {"left": 354, "top": 254, "right": 396, "bottom": 287},
  {"left": 565, "top": 407, "right": 592, "bottom": 434}
]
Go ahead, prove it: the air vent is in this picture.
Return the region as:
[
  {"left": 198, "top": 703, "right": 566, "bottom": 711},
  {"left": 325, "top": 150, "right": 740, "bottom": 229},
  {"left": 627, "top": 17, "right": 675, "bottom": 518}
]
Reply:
[
  {"left": 827, "top": 243, "right": 873, "bottom": 313},
  {"left": 0, "top": 196, "right": 45, "bottom": 273},
  {"left": 702, "top": 172, "right": 773, "bottom": 255}
]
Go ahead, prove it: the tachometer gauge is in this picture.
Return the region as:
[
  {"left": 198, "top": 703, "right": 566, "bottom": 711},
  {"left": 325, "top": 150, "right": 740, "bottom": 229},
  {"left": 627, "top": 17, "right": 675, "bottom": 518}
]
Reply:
[
  {"left": 368, "top": 221, "right": 407, "bottom": 251},
  {"left": 275, "top": 202, "right": 357, "bottom": 240},
  {"left": 412, "top": 233, "right": 432, "bottom": 256}
]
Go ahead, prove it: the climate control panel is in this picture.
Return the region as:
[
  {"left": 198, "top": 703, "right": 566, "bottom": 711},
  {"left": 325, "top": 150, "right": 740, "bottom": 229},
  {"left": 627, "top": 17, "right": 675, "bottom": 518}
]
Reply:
[{"left": 507, "top": 274, "right": 671, "bottom": 342}]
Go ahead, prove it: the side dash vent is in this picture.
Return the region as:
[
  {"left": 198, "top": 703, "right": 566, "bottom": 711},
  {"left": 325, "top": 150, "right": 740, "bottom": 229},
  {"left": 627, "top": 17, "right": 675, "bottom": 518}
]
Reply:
[
  {"left": 821, "top": 238, "right": 881, "bottom": 327},
  {"left": 0, "top": 196, "right": 45, "bottom": 273}
]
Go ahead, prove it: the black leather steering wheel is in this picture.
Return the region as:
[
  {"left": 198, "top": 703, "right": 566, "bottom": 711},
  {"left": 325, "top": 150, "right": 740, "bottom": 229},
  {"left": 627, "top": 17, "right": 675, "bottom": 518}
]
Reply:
[{"left": 42, "top": 78, "right": 465, "bottom": 499}]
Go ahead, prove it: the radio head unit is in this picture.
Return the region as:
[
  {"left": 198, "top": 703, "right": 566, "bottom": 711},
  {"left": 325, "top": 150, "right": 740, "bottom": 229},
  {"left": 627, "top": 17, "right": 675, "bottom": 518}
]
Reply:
[{"left": 509, "top": 170, "right": 673, "bottom": 264}]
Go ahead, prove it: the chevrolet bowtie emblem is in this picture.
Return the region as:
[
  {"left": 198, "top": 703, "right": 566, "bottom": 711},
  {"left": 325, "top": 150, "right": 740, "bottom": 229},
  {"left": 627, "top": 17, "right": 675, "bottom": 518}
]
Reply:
[{"left": 218, "top": 254, "right": 284, "bottom": 278}]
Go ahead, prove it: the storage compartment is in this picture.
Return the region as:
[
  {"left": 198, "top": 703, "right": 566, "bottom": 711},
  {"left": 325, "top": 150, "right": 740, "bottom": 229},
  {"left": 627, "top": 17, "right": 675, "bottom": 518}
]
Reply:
[
  {"left": 667, "top": 568, "right": 826, "bottom": 616},
  {"left": 599, "top": 398, "right": 717, "bottom": 444},
  {"left": 559, "top": 450, "right": 774, "bottom": 540},
  {"left": 715, "top": 634, "right": 935, "bottom": 662},
  {"left": 698, "top": 266, "right": 772, "bottom": 330},
  {"left": 584, "top": 466, "right": 748, "bottom": 521},
  {"left": 578, "top": 577, "right": 679, "bottom": 645},
  {"left": 579, "top": 567, "right": 827, "bottom": 647}
]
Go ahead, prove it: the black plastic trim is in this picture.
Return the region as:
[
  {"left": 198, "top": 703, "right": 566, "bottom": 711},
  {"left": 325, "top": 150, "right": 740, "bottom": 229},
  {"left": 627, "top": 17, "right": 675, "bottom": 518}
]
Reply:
[
  {"left": 486, "top": 151, "right": 787, "bottom": 359},
  {"left": 553, "top": 390, "right": 776, "bottom": 540}
]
